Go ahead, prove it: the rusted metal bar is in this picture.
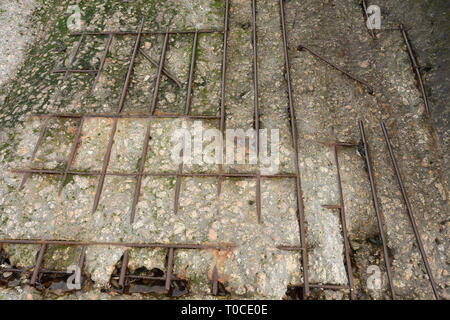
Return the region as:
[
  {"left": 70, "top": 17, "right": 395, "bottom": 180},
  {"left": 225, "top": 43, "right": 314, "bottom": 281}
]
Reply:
[
  {"left": 184, "top": 29, "right": 199, "bottom": 116},
  {"left": 130, "top": 120, "right": 152, "bottom": 224},
  {"left": 252, "top": 0, "right": 263, "bottom": 224},
  {"left": 32, "top": 113, "right": 220, "bottom": 120},
  {"left": 70, "top": 29, "right": 223, "bottom": 36},
  {"left": 359, "top": 121, "right": 395, "bottom": 299},
  {"left": 211, "top": 265, "right": 219, "bottom": 295},
  {"left": 92, "top": 118, "right": 118, "bottom": 213},
  {"left": 139, "top": 48, "right": 182, "bottom": 88},
  {"left": 19, "top": 116, "right": 51, "bottom": 189},
  {"left": 117, "top": 18, "right": 145, "bottom": 113},
  {"left": 30, "top": 244, "right": 46, "bottom": 285},
  {"left": 59, "top": 117, "right": 84, "bottom": 194},
  {"left": 54, "top": 34, "right": 85, "bottom": 101},
  {"left": 52, "top": 69, "right": 98, "bottom": 73},
  {"left": 0, "top": 239, "right": 238, "bottom": 250},
  {"left": 125, "top": 274, "right": 180, "bottom": 281},
  {"left": 12, "top": 168, "right": 297, "bottom": 179},
  {"left": 150, "top": 29, "right": 170, "bottom": 115},
  {"left": 399, "top": 24, "right": 430, "bottom": 115},
  {"left": 298, "top": 283, "right": 350, "bottom": 290},
  {"left": 255, "top": 174, "right": 262, "bottom": 224},
  {"left": 361, "top": 0, "right": 376, "bottom": 39},
  {"left": 118, "top": 249, "right": 129, "bottom": 288},
  {"left": 330, "top": 143, "right": 356, "bottom": 300},
  {"left": 78, "top": 245, "right": 87, "bottom": 271},
  {"left": 277, "top": 245, "right": 305, "bottom": 251},
  {"left": 173, "top": 149, "right": 184, "bottom": 215},
  {"left": 280, "top": 0, "right": 310, "bottom": 299},
  {"left": 381, "top": 122, "right": 439, "bottom": 299},
  {"left": 165, "top": 248, "right": 174, "bottom": 291},
  {"left": 297, "top": 44, "right": 374, "bottom": 94},
  {"left": 92, "top": 33, "right": 113, "bottom": 90},
  {"left": 218, "top": 0, "right": 230, "bottom": 196}
]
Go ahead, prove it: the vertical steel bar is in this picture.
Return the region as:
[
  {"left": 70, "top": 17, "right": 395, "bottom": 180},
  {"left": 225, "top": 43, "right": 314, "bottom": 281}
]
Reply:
[
  {"left": 117, "top": 18, "right": 145, "bottom": 113},
  {"left": 211, "top": 265, "right": 219, "bottom": 295},
  {"left": 92, "top": 118, "right": 118, "bottom": 213},
  {"left": 30, "top": 244, "right": 46, "bottom": 285},
  {"left": 362, "top": 0, "right": 376, "bottom": 39},
  {"left": 78, "top": 245, "right": 87, "bottom": 271},
  {"left": 20, "top": 116, "right": 51, "bottom": 189},
  {"left": 381, "top": 122, "right": 439, "bottom": 299},
  {"left": 184, "top": 29, "right": 199, "bottom": 116},
  {"left": 280, "top": 0, "right": 310, "bottom": 298},
  {"left": 218, "top": 0, "right": 230, "bottom": 196},
  {"left": 54, "top": 35, "right": 85, "bottom": 102},
  {"left": 165, "top": 247, "right": 174, "bottom": 291},
  {"left": 252, "top": 0, "right": 262, "bottom": 224},
  {"left": 118, "top": 249, "right": 129, "bottom": 288},
  {"left": 359, "top": 120, "right": 395, "bottom": 299},
  {"left": 150, "top": 29, "right": 170, "bottom": 115},
  {"left": 130, "top": 120, "right": 152, "bottom": 223},
  {"left": 173, "top": 148, "right": 184, "bottom": 215},
  {"left": 399, "top": 24, "right": 430, "bottom": 115},
  {"left": 59, "top": 117, "right": 85, "bottom": 194},
  {"left": 92, "top": 34, "right": 113, "bottom": 91},
  {"left": 332, "top": 144, "right": 356, "bottom": 299}
]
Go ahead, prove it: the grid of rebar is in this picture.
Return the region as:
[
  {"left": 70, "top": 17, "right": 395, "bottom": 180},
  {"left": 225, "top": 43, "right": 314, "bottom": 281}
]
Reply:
[
  {"left": 0, "top": 0, "right": 440, "bottom": 299},
  {"left": 0, "top": 239, "right": 235, "bottom": 293}
]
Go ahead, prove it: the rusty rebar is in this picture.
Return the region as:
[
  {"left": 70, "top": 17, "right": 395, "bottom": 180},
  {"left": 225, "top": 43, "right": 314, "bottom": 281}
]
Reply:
[
  {"left": 12, "top": 167, "right": 297, "bottom": 179},
  {"left": 150, "top": 29, "right": 170, "bottom": 115},
  {"left": 297, "top": 44, "right": 374, "bottom": 94},
  {"left": 118, "top": 249, "right": 129, "bottom": 288},
  {"left": 165, "top": 248, "right": 174, "bottom": 291},
  {"left": 30, "top": 244, "right": 46, "bottom": 285},
  {"left": 53, "top": 69, "right": 98, "bottom": 73},
  {"left": 92, "top": 33, "right": 113, "bottom": 90},
  {"left": 218, "top": 0, "right": 230, "bottom": 196},
  {"left": 359, "top": 120, "right": 395, "bottom": 299},
  {"left": 92, "top": 118, "right": 118, "bottom": 213},
  {"left": 211, "top": 265, "right": 219, "bottom": 296},
  {"left": 130, "top": 120, "right": 152, "bottom": 224},
  {"left": 185, "top": 29, "right": 199, "bottom": 115},
  {"left": 361, "top": 0, "right": 376, "bottom": 39},
  {"left": 19, "top": 116, "right": 51, "bottom": 189},
  {"left": 54, "top": 34, "right": 85, "bottom": 102},
  {"left": 33, "top": 112, "right": 220, "bottom": 120},
  {"left": 381, "top": 122, "right": 439, "bottom": 299},
  {"left": 280, "top": 0, "right": 310, "bottom": 298},
  {"left": 251, "top": 1, "right": 262, "bottom": 224},
  {"left": 59, "top": 117, "right": 84, "bottom": 194},
  {"left": 117, "top": 18, "right": 145, "bottom": 113},
  {"left": 399, "top": 24, "right": 430, "bottom": 114},
  {"left": 139, "top": 48, "right": 182, "bottom": 88},
  {"left": 0, "top": 239, "right": 238, "bottom": 250},
  {"left": 70, "top": 29, "right": 223, "bottom": 36},
  {"left": 331, "top": 142, "right": 356, "bottom": 300}
]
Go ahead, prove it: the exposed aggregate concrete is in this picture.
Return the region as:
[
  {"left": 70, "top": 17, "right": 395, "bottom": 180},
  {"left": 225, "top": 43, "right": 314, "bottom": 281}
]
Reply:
[{"left": 0, "top": 0, "right": 448, "bottom": 300}]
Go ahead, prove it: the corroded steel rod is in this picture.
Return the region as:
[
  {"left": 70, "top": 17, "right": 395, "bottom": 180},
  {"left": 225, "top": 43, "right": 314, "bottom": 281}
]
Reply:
[
  {"left": 359, "top": 120, "right": 395, "bottom": 299},
  {"left": 280, "top": 0, "right": 310, "bottom": 298},
  {"left": 381, "top": 122, "right": 439, "bottom": 299}
]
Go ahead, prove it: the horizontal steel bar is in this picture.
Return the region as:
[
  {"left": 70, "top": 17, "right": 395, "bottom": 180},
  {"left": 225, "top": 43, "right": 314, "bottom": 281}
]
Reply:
[
  {"left": 0, "top": 239, "right": 237, "bottom": 250},
  {"left": 11, "top": 168, "right": 297, "bottom": 179},
  {"left": 70, "top": 29, "right": 223, "bottom": 36},
  {"left": 32, "top": 113, "right": 220, "bottom": 120},
  {"left": 277, "top": 245, "right": 305, "bottom": 251},
  {"left": 52, "top": 69, "right": 98, "bottom": 74}
]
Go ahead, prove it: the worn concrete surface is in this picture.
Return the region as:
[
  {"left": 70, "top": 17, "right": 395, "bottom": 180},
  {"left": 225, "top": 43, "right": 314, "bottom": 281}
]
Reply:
[{"left": 0, "top": 0, "right": 448, "bottom": 300}]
